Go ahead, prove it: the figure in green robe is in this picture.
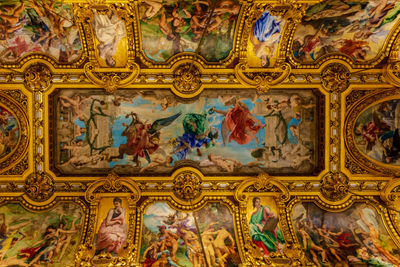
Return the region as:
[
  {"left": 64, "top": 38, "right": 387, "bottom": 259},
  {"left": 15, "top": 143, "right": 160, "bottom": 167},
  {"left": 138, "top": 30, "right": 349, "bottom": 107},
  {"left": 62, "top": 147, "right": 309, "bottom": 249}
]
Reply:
[{"left": 249, "top": 197, "right": 285, "bottom": 256}]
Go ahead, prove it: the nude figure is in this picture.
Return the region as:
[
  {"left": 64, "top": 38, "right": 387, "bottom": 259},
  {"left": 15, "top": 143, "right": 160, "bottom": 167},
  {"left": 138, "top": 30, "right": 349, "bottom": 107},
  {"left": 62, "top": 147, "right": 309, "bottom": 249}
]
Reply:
[
  {"left": 201, "top": 223, "right": 218, "bottom": 266},
  {"left": 141, "top": 0, "right": 163, "bottom": 20},
  {"left": 208, "top": 153, "right": 242, "bottom": 172},
  {"left": 358, "top": 210, "right": 400, "bottom": 265},
  {"left": 139, "top": 154, "right": 173, "bottom": 172},
  {"left": 59, "top": 95, "right": 92, "bottom": 121},
  {"left": 296, "top": 218, "right": 326, "bottom": 267},
  {"left": 158, "top": 225, "right": 179, "bottom": 262},
  {"left": 213, "top": 227, "right": 235, "bottom": 267},
  {"left": 0, "top": 0, "right": 25, "bottom": 40},
  {"left": 181, "top": 227, "right": 204, "bottom": 267},
  {"left": 59, "top": 153, "right": 105, "bottom": 169},
  {"left": 53, "top": 216, "right": 79, "bottom": 261}
]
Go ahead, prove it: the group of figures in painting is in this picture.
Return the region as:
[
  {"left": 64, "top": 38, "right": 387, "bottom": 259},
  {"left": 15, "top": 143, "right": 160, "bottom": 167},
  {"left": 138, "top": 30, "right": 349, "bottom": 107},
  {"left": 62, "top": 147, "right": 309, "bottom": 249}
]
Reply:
[
  {"left": 250, "top": 198, "right": 400, "bottom": 267},
  {"left": 293, "top": 0, "right": 400, "bottom": 62},
  {"left": 2, "top": 1, "right": 400, "bottom": 66},
  {"left": 54, "top": 89, "right": 317, "bottom": 175},
  {"left": 1, "top": 199, "right": 400, "bottom": 266},
  {"left": 293, "top": 203, "right": 400, "bottom": 267},
  {"left": 0, "top": 203, "right": 82, "bottom": 267},
  {"left": 0, "top": 106, "right": 19, "bottom": 160},
  {"left": 139, "top": 0, "right": 240, "bottom": 62},
  {"left": 354, "top": 99, "right": 400, "bottom": 165},
  {"left": 0, "top": 0, "right": 81, "bottom": 62},
  {"left": 140, "top": 202, "right": 240, "bottom": 267}
]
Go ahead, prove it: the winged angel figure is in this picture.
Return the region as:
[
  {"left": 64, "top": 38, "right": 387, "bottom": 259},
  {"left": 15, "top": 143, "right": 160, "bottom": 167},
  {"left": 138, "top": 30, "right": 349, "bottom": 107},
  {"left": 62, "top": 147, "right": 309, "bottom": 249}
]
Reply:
[{"left": 110, "top": 112, "right": 181, "bottom": 167}]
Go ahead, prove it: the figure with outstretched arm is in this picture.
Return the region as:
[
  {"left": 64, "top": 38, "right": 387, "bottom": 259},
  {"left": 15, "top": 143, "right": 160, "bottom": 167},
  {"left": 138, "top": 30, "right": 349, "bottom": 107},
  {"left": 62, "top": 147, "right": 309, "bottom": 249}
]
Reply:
[
  {"left": 358, "top": 210, "right": 400, "bottom": 265},
  {"left": 212, "top": 98, "right": 264, "bottom": 145}
]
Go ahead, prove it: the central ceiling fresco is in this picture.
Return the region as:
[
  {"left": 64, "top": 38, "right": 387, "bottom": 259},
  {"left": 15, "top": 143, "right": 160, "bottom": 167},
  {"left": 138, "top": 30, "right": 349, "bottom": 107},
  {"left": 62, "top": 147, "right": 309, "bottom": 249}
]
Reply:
[{"left": 1, "top": 0, "right": 400, "bottom": 266}]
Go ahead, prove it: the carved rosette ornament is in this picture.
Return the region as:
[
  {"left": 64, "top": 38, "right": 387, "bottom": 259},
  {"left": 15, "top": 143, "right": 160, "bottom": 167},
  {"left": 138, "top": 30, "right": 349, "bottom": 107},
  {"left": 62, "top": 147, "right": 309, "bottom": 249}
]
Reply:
[
  {"left": 321, "top": 63, "right": 350, "bottom": 92},
  {"left": 173, "top": 63, "right": 202, "bottom": 96},
  {"left": 24, "top": 172, "right": 55, "bottom": 202},
  {"left": 24, "top": 63, "right": 52, "bottom": 91},
  {"left": 320, "top": 172, "right": 349, "bottom": 201},
  {"left": 173, "top": 170, "right": 202, "bottom": 200}
]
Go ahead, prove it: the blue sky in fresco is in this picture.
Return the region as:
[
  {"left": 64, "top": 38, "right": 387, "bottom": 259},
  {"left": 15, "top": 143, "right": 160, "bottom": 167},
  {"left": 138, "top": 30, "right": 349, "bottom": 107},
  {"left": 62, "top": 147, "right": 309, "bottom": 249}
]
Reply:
[{"left": 108, "top": 96, "right": 265, "bottom": 167}]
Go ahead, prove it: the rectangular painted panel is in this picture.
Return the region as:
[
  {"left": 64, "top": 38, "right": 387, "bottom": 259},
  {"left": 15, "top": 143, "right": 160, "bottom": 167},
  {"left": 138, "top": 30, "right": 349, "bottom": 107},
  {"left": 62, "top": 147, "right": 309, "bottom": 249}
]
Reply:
[{"left": 50, "top": 89, "right": 321, "bottom": 175}]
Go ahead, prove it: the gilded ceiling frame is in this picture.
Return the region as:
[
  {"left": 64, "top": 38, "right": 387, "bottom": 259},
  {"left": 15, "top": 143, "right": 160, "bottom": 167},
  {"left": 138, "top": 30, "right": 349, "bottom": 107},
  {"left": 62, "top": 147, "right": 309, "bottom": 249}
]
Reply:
[{"left": 0, "top": 0, "right": 399, "bottom": 266}]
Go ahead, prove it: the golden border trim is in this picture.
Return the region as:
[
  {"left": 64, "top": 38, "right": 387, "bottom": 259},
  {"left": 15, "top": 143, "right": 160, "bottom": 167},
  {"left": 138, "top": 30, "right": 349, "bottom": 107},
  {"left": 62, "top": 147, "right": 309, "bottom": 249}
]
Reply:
[{"left": 344, "top": 88, "right": 400, "bottom": 176}]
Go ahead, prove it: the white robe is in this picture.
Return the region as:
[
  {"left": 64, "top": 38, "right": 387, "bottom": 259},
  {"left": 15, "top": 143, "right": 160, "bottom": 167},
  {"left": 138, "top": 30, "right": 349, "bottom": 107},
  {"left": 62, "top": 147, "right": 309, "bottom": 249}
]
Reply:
[{"left": 92, "top": 10, "right": 126, "bottom": 62}]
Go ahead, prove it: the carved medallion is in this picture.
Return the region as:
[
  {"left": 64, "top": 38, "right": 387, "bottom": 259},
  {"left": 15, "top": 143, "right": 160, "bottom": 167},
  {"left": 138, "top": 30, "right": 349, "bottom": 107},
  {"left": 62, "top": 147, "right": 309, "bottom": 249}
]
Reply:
[
  {"left": 173, "top": 170, "right": 202, "bottom": 200},
  {"left": 24, "top": 172, "right": 55, "bottom": 202},
  {"left": 320, "top": 172, "right": 349, "bottom": 201},
  {"left": 321, "top": 63, "right": 350, "bottom": 92},
  {"left": 173, "top": 63, "right": 202, "bottom": 96},
  {"left": 24, "top": 63, "right": 52, "bottom": 91}
]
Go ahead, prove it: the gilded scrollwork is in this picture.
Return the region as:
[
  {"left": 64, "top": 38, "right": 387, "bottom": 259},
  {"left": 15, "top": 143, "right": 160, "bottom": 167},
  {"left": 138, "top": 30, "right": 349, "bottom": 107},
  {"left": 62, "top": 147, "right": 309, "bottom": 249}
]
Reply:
[
  {"left": 0, "top": 91, "right": 29, "bottom": 175},
  {"left": 85, "top": 173, "right": 141, "bottom": 203},
  {"left": 235, "top": 62, "right": 291, "bottom": 91},
  {"left": 344, "top": 155, "right": 371, "bottom": 175},
  {"left": 384, "top": 61, "right": 400, "bottom": 87},
  {"left": 84, "top": 62, "right": 140, "bottom": 93}
]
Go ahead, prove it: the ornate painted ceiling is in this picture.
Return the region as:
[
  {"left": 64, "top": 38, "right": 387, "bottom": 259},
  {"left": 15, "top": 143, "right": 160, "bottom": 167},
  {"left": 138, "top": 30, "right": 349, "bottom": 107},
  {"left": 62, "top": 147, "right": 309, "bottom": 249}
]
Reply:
[{"left": 1, "top": 0, "right": 400, "bottom": 266}]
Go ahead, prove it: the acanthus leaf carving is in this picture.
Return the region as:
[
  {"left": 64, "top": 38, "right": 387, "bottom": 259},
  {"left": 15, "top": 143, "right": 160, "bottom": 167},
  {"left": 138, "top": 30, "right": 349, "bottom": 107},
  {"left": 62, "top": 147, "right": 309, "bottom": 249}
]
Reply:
[{"left": 103, "top": 172, "right": 123, "bottom": 193}]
